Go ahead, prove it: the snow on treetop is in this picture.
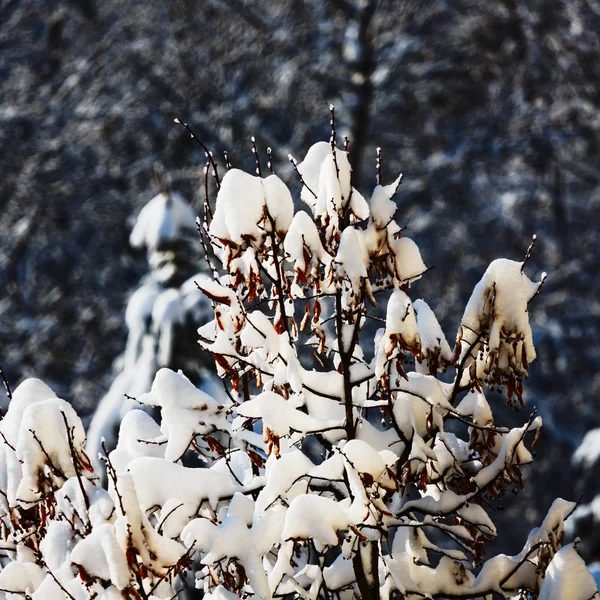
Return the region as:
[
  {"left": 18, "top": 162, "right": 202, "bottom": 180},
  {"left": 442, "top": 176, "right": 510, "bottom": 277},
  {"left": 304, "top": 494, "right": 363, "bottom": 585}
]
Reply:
[
  {"left": 130, "top": 192, "right": 196, "bottom": 251},
  {"left": 369, "top": 176, "right": 402, "bottom": 229}
]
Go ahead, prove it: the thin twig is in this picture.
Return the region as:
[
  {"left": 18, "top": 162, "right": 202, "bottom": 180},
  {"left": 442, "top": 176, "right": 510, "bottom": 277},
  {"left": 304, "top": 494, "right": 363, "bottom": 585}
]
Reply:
[
  {"left": 0, "top": 363, "right": 12, "bottom": 402},
  {"left": 251, "top": 136, "right": 262, "bottom": 177},
  {"left": 521, "top": 234, "right": 537, "bottom": 273},
  {"left": 174, "top": 118, "right": 221, "bottom": 190},
  {"left": 61, "top": 411, "right": 90, "bottom": 516}
]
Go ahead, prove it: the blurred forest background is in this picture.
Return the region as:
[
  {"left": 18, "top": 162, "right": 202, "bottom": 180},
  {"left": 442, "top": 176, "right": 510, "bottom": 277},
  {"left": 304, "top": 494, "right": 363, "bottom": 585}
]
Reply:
[{"left": 1, "top": 0, "right": 599, "bottom": 563}]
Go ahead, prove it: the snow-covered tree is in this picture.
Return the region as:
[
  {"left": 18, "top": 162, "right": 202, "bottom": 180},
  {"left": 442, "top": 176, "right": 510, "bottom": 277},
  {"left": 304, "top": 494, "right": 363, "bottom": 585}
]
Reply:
[
  {"left": 86, "top": 180, "right": 214, "bottom": 471},
  {"left": 0, "top": 125, "right": 596, "bottom": 600}
]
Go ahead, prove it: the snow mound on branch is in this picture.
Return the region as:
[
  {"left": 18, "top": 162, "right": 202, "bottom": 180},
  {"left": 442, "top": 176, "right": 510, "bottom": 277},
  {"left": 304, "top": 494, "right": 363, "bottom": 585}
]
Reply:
[
  {"left": 335, "top": 227, "right": 369, "bottom": 289},
  {"left": 130, "top": 192, "right": 196, "bottom": 251},
  {"left": 392, "top": 372, "right": 453, "bottom": 440},
  {"left": 392, "top": 236, "right": 426, "bottom": 282},
  {"left": 70, "top": 523, "right": 131, "bottom": 590},
  {"left": 296, "top": 141, "right": 330, "bottom": 208},
  {"left": 128, "top": 456, "right": 239, "bottom": 514},
  {"left": 236, "top": 390, "right": 342, "bottom": 437},
  {"left": 342, "top": 439, "right": 396, "bottom": 480},
  {"left": 0, "top": 378, "right": 57, "bottom": 447},
  {"left": 413, "top": 299, "right": 452, "bottom": 368},
  {"left": 209, "top": 169, "right": 293, "bottom": 244},
  {"left": 458, "top": 258, "right": 540, "bottom": 374},
  {"left": 109, "top": 409, "right": 165, "bottom": 472},
  {"left": 0, "top": 562, "right": 46, "bottom": 594},
  {"left": 375, "top": 290, "right": 421, "bottom": 378},
  {"left": 282, "top": 494, "right": 350, "bottom": 546},
  {"left": 297, "top": 142, "right": 368, "bottom": 222},
  {"left": 138, "top": 368, "right": 229, "bottom": 461},
  {"left": 369, "top": 178, "right": 401, "bottom": 229},
  {"left": 538, "top": 544, "right": 598, "bottom": 600},
  {"left": 182, "top": 513, "right": 270, "bottom": 599},
  {"left": 14, "top": 398, "right": 89, "bottom": 505},
  {"left": 284, "top": 210, "right": 331, "bottom": 279}
]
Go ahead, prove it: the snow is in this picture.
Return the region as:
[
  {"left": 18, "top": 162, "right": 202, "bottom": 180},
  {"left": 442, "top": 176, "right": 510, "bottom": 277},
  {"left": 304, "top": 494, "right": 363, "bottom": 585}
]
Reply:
[
  {"left": 138, "top": 368, "right": 229, "bottom": 461},
  {"left": 282, "top": 494, "right": 350, "bottom": 546},
  {"left": 130, "top": 192, "right": 196, "bottom": 251},
  {"left": 128, "top": 456, "right": 239, "bottom": 517},
  {"left": 573, "top": 428, "right": 600, "bottom": 469},
  {"left": 284, "top": 210, "right": 331, "bottom": 280},
  {"left": 413, "top": 299, "right": 452, "bottom": 368},
  {"left": 473, "top": 417, "right": 542, "bottom": 487},
  {"left": 369, "top": 177, "right": 402, "bottom": 229},
  {"left": 341, "top": 439, "right": 397, "bottom": 479},
  {"left": 209, "top": 169, "right": 293, "bottom": 246},
  {"left": 455, "top": 390, "right": 493, "bottom": 426},
  {"left": 182, "top": 514, "right": 270, "bottom": 598},
  {"left": 296, "top": 141, "right": 331, "bottom": 208},
  {"left": 393, "top": 372, "right": 451, "bottom": 438},
  {"left": 0, "top": 562, "right": 46, "bottom": 595},
  {"left": 375, "top": 290, "right": 421, "bottom": 379},
  {"left": 0, "top": 378, "right": 57, "bottom": 448},
  {"left": 236, "top": 390, "right": 342, "bottom": 438},
  {"left": 70, "top": 523, "right": 131, "bottom": 590},
  {"left": 391, "top": 236, "right": 426, "bottom": 282},
  {"left": 40, "top": 521, "right": 74, "bottom": 572},
  {"left": 458, "top": 258, "right": 541, "bottom": 377},
  {"left": 538, "top": 544, "right": 598, "bottom": 600},
  {"left": 336, "top": 227, "right": 369, "bottom": 283},
  {"left": 15, "top": 397, "right": 89, "bottom": 505},
  {"left": 297, "top": 142, "right": 368, "bottom": 227},
  {"left": 109, "top": 409, "right": 165, "bottom": 473}
]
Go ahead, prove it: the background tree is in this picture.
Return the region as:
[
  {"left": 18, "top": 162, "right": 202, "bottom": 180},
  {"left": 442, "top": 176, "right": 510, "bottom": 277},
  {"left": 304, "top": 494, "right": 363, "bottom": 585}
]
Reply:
[{"left": 86, "top": 173, "right": 214, "bottom": 470}]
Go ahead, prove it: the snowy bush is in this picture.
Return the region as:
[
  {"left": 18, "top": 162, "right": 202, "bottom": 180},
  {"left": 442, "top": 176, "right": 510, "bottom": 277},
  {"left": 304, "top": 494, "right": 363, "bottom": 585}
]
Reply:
[{"left": 0, "top": 122, "right": 596, "bottom": 600}]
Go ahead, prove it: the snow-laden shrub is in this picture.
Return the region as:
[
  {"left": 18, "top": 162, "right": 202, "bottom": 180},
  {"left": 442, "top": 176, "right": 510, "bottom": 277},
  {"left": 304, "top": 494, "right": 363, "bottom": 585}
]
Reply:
[{"left": 0, "top": 131, "right": 596, "bottom": 600}]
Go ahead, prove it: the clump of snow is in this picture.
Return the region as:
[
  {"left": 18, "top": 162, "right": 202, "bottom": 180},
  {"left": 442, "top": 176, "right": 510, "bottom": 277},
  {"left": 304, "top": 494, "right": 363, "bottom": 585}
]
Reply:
[
  {"left": 538, "top": 544, "right": 598, "bottom": 600},
  {"left": 457, "top": 259, "right": 541, "bottom": 392},
  {"left": 375, "top": 290, "right": 421, "bottom": 379},
  {"left": 138, "top": 368, "right": 229, "bottom": 461},
  {"left": 284, "top": 211, "right": 332, "bottom": 285},
  {"left": 282, "top": 494, "right": 350, "bottom": 546},
  {"left": 70, "top": 523, "right": 131, "bottom": 590},
  {"left": 413, "top": 299, "right": 452, "bottom": 374},
  {"left": 297, "top": 142, "right": 368, "bottom": 234},
  {"left": 335, "top": 227, "right": 369, "bottom": 292},
  {"left": 572, "top": 428, "right": 600, "bottom": 469},
  {"left": 236, "top": 390, "right": 342, "bottom": 439},
  {"left": 209, "top": 169, "right": 293, "bottom": 248}
]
